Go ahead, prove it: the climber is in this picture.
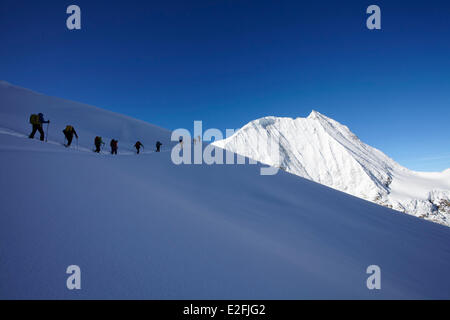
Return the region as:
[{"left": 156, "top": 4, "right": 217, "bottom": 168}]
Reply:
[
  {"left": 134, "top": 141, "right": 144, "bottom": 154},
  {"left": 94, "top": 136, "right": 105, "bottom": 153},
  {"left": 156, "top": 141, "right": 162, "bottom": 152},
  {"left": 110, "top": 139, "right": 118, "bottom": 155},
  {"left": 29, "top": 113, "right": 50, "bottom": 141},
  {"left": 62, "top": 125, "right": 78, "bottom": 147}
]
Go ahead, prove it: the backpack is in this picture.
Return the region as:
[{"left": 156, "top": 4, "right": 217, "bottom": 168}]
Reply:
[
  {"left": 65, "top": 125, "right": 73, "bottom": 133},
  {"left": 95, "top": 136, "right": 102, "bottom": 144},
  {"left": 29, "top": 114, "right": 40, "bottom": 125}
]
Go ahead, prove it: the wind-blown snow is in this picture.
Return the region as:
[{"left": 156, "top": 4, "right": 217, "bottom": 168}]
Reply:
[
  {"left": 213, "top": 111, "right": 450, "bottom": 226},
  {"left": 1, "top": 82, "right": 450, "bottom": 299}
]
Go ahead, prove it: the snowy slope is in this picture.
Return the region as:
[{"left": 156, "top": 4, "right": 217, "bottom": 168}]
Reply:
[
  {"left": 213, "top": 111, "right": 450, "bottom": 226},
  {"left": 1, "top": 82, "right": 450, "bottom": 299},
  {"left": 0, "top": 81, "right": 173, "bottom": 153}
]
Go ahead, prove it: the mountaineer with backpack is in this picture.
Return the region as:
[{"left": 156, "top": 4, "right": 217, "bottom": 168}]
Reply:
[
  {"left": 110, "top": 139, "right": 118, "bottom": 155},
  {"left": 156, "top": 141, "right": 162, "bottom": 152},
  {"left": 134, "top": 141, "right": 144, "bottom": 154},
  {"left": 62, "top": 125, "right": 78, "bottom": 147},
  {"left": 94, "top": 136, "right": 105, "bottom": 153},
  {"left": 29, "top": 113, "right": 50, "bottom": 141}
]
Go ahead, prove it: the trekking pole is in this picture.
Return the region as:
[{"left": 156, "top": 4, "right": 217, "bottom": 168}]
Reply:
[{"left": 45, "top": 122, "right": 50, "bottom": 143}]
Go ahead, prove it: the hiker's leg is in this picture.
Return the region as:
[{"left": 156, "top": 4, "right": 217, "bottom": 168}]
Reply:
[
  {"left": 38, "top": 125, "right": 45, "bottom": 141},
  {"left": 29, "top": 125, "right": 37, "bottom": 138},
  {"left": 67, "top": 135, "right": 73, "bottom": 146}
]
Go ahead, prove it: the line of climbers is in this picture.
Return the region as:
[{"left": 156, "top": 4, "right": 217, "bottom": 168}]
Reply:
[{"left": 28, "top": 112, "right": 163, "bottom": 154}]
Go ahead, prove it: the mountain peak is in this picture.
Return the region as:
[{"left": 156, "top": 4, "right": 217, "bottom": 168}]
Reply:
[
  {"left": 213, "top": 112, "right": 450, "bottom": 227},
  {"left": 307, "top": 110, "right": 323, "bottom": 119},
  {"left": 307, "top": 110, "right": 335, "bottom": 123}
]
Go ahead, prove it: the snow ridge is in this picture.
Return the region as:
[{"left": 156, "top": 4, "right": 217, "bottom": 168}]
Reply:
[{"left": 214, "top": 111, "right": 450, "bottom": 226}]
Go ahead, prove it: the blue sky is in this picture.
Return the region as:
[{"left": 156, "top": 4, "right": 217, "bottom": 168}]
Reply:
[{"left": 0, "top": 0, "right": 449, "bottom": 171}]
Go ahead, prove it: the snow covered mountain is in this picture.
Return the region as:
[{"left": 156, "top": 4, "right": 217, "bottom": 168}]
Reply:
[
  {"left": 213, "top": 111, "right": 450, "bottom": 226},
  {"left": 1, "top": 81, "right": 450, "bottom": 299}
]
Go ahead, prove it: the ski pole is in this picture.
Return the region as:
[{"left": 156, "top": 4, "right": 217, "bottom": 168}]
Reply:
[{"left": 45, "top": 122, "right": 50, "bottom": 143}]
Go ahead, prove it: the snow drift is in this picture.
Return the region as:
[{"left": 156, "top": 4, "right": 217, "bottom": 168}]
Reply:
[
  {"left": 213, "top": 111, "right": 450, "bottom": 226},
  {"left": 1, "top": 82, "right": 450, "bottom": 299}
]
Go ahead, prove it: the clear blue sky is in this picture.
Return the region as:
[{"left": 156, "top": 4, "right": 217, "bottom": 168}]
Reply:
[{"left": 1, "top": 0, "right": 449, "bottom": 171}]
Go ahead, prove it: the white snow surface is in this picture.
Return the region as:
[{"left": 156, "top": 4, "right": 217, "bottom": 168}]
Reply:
[
  {"left": 1, "top": 82, "right": 450, "bottom": 299},
  {"left": 0, "top": 80, "right": 173, "bottom": 153},
  {"left": 213, "top": 110, "right": 450, "bottom": 226}
]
